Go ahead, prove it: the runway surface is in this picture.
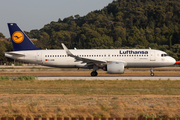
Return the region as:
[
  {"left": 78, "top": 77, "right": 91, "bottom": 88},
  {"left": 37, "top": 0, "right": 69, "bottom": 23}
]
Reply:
[{"left": 38, "top": 76, "right": 180, "bottom": 80}]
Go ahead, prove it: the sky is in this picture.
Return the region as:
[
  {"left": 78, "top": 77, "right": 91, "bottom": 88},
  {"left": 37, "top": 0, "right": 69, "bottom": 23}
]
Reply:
[{"left": 0, "top": 0, "right": 113, "bottom": 38}]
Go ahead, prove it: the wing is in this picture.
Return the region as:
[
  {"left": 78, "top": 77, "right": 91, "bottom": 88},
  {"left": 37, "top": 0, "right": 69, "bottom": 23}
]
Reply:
[{"left": 61, "top": 43, "right": 107, "bottom": 66}]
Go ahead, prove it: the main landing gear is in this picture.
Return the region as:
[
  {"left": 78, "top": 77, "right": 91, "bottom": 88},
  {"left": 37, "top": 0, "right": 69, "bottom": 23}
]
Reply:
[
  {"left": 150, "top": 67, "right": 154, "bottom": 76},
  {"left": 91, "top": 65, "right": 98, "bottom": 76},
  {"left": 91, "top": 71, "right": 98, "bottom": 76}
]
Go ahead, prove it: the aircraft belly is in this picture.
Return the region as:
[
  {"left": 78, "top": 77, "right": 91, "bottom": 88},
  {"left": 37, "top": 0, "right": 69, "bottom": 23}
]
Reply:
[
  {"left": 127, "top": 62, "right": 165, "bottom": 68},
  {"left": 43, "top": 62, "right": 76, "bottom": 68},
  {"left": 14, "top": 56, "right": 25, "bottom": 61}
]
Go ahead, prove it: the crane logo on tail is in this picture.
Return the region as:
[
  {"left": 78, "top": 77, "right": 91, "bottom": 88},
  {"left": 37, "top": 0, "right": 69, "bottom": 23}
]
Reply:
[{"left": 12, "top": 31, "right": 24, "bottom": 43}]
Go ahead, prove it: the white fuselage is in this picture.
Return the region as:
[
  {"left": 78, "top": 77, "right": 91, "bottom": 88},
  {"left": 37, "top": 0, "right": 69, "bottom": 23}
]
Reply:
[{"left": 5, "top": 49, "right": 176, "bottom": 68}]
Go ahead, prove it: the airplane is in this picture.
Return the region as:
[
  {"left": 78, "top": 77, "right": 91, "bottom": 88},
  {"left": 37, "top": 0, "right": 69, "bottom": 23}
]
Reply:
[{"left": 5, "top": 23, "right": 179, "bottom": 76}]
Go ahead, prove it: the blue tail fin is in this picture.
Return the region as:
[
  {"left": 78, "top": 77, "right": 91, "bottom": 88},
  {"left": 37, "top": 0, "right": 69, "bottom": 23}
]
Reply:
[{"left": 7, "top": 23, "right": 40, "bottom": 51}]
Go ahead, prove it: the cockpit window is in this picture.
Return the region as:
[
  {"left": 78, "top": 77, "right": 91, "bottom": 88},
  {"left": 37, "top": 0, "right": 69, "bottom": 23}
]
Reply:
[{"left": 161, "top": 54, "right": 169, "bottom": 57}]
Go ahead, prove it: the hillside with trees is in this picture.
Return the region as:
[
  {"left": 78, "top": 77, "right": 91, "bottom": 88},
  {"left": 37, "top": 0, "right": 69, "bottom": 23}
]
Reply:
[{"left": 1, "top": 0, "right": 180, "bottom": 63}]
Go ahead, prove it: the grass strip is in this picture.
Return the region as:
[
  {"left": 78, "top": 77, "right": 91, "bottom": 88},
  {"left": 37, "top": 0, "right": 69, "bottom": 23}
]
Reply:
[
  {"left": 0, "top": 75, "right": 36, "bottom": 80},
  {"left": 0, "top": 79, "right": 179, "bottom": 95}
]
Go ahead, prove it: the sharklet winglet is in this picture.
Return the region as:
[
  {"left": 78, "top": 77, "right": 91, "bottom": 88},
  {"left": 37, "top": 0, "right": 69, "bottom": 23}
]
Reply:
[{"left": 61, "top": 43, "right": 74, "bottom": 57}]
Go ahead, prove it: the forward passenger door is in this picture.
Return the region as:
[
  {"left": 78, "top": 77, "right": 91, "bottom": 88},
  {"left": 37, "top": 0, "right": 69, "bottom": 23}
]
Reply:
[{"left": 150, "top": 51, "right": 156, "bottom": 61}]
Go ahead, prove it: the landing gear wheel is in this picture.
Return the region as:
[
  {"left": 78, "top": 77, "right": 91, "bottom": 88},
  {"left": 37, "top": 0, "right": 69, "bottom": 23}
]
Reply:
[
  {"left": 150, "top": 67, "right": 154, "bottom": 77},
  {"left": 150, "top": 73, "right": 154, "bottom": 76},
  {"left": 91, "top": 71, "right": 98, "bottom": 76}
]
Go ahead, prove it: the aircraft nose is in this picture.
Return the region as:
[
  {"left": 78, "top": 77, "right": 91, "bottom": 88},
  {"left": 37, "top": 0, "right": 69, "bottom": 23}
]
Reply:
[
  {"left": 167, "top": 57, "right": 176, "bottom": 65},
  {"left": 172, "top": 57, "right": 176, "bottom": 65}
]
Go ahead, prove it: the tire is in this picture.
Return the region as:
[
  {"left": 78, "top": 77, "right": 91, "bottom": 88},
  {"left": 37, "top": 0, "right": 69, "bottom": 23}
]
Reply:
[
  {"left": 91, "top": 71, "right": 98, "bottom": 76},
  {"left": 95, "top": 71, "right": 98, "bottom": 76},
  {"left": 150, "top": 73, "right": 154, "bottom": 76}
]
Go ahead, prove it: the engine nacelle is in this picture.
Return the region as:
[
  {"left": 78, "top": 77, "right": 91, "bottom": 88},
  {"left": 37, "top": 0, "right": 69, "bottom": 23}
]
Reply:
[{"left": 107, "top": 62, "right": 124, "bottom": 74}]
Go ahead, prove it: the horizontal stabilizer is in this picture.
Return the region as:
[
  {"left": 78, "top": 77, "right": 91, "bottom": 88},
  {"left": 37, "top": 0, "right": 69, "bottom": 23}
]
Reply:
[{"left": 5, "top": 52, "right": 25, "bottom": 57}]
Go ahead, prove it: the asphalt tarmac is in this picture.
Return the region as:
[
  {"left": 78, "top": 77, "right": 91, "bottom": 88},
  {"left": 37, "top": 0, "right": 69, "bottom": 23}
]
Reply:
[{"left": 38, "top": 76, "right": 180, "bottom": 80}]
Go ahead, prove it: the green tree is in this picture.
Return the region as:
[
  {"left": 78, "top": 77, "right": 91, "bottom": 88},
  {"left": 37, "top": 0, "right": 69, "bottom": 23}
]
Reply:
[
  {"left": 37, "top": 32, "right": 50, "bottom": 49},
  {"left": 0, "top": 33, "right": 5, "bottom": 38},
  {"left": 74, "top": 14, "right": 80, "bottom": 19},
  {"left": 0, "top": 41, "right": 7, "bottom": 62},
  {"left": 113, "top": 26, "right": 127, "bottom": 46}
]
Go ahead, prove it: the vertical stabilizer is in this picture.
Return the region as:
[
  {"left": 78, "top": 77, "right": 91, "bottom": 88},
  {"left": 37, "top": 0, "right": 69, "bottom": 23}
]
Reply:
[{"left": 7, "top": 23, "right": 40, "bottom": 51}]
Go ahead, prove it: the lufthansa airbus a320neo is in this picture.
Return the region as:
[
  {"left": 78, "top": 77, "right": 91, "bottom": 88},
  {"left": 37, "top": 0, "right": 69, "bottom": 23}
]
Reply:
[{"left": 5, "top": 23, "right": 178, "bottom": 76}]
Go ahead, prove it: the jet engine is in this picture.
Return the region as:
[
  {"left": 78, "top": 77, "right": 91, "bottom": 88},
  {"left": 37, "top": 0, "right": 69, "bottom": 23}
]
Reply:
[{"left": 106, "top": 62, "right": 124, "bottom": 74}]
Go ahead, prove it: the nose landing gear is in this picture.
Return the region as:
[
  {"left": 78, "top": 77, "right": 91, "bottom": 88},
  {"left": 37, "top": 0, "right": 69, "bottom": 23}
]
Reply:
[{"left": 150, "top": 68, "right": 154, "bottom": 76}]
